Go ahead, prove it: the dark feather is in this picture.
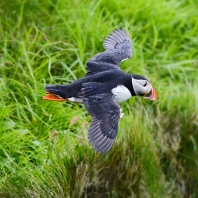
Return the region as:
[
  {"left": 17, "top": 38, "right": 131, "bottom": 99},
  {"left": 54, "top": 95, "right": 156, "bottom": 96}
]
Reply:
[
  {"left": 82, "top": 83, "right": 120, "bottom": 154},
  {"left": 87, "top": 28, "right": 132, "bottom": 68}
]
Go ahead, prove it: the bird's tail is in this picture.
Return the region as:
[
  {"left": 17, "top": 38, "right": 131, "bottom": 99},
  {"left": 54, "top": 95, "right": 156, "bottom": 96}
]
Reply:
[{"left": 43, "top": 85, "right": 68, "bottom": 102}]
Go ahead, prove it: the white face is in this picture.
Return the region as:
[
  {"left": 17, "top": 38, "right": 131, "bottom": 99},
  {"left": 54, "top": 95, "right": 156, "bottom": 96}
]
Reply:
[{"left": 132, "top": 77, "right": 152, "bottom": 96}]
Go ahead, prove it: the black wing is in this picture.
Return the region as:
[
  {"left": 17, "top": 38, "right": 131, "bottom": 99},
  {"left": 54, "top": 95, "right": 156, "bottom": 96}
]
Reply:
[
  {"left": 85, "top": 61, "right": 119, "bottom": 76},
  {"left": 82, "top": 82, "right": 120, "bottom": 154},
  {"left": 85, "top": 28, "right": 132, "bottom": 76}
]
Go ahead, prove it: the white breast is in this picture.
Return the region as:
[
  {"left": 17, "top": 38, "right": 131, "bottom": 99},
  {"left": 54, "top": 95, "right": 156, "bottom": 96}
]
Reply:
[{"left": 111, "top": 85, "right": 132, "bottom": 103}]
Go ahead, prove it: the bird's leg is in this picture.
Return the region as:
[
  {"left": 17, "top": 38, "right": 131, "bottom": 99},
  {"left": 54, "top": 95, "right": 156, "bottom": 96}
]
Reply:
[{"left": 120, "top": 108, "right": 124, "bottom": 118}]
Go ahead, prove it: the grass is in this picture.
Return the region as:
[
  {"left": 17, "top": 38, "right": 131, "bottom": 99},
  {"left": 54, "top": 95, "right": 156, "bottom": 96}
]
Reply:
[{"left": 0, "top": 0, "right": 198, "bottom": 197}]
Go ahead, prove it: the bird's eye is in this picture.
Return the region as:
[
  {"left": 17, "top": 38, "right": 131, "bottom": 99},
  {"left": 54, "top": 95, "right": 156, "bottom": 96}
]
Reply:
[{"left": 143, "top": 82, "right": 147, "bottom": 87}]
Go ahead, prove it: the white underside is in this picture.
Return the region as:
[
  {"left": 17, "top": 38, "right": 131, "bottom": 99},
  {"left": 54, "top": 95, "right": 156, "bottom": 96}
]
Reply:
[
  {"left": 111, "top": 85, "right": 132, "bottom": 103},
  {"left": 68, "top": 97, "right": 83, "bottom": 103}
]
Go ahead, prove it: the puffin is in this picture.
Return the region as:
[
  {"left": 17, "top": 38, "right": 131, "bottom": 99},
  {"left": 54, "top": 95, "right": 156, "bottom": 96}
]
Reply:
[{"left": 43, "top": 28, "right": 157, "bottom": 154}]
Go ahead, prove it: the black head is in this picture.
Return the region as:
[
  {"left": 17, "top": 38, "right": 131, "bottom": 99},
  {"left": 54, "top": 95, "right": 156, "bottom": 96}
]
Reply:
[{"left": 131, "top": 74, "right": 157, "bottom": 100}]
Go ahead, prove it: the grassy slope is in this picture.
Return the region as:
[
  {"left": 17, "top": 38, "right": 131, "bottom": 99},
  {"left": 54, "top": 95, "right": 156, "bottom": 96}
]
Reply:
[{"left": 0, "top": 0, "right": 198, "bottom": 197}]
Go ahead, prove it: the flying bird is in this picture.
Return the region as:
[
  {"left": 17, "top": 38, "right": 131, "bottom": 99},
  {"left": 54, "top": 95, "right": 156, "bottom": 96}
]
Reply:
[{"left": 43, "top": 28, "right": 157, "bottom": 154}]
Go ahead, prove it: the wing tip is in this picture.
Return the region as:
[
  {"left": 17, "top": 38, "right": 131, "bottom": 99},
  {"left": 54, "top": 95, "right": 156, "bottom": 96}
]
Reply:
[
  {"left": 89, "top": 135, "right": 115, "bottom": 154},
  {"left": 95, "top": 139, "right": 114, "bottom": 154},
  {"left": 103, "top": 28, "right": 131, "bottom": 51}
]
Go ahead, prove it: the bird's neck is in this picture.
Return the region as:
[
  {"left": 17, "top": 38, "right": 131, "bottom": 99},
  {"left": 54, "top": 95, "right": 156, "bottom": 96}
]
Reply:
[{"left": 123, "top": 74, "right": 136, "bottom": 97}]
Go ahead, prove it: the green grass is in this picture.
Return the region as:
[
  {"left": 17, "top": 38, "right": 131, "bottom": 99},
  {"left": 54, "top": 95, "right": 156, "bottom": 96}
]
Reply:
[{"left": 0, "top": 0, "right": 198, "bottom": 197}]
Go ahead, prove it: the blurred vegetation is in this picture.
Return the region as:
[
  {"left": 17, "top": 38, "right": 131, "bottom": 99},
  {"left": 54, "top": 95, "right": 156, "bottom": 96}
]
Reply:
[{"left": 0, "top": 0, "right": 198, "bottom": 197}]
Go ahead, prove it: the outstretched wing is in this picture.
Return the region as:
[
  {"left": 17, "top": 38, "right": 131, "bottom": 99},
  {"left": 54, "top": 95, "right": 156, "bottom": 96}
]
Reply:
[
  {"left": 85, "top": 61, "right": 119, "bottom": 76},
  {"left": 82, "top": 82, "right": 120, "bottom": 154},
  {"left": 103, "top": 28, "right": 132, "bottom": 56},
  {"left": 85, "top": 28, "right": 132, "bottom": 76}
]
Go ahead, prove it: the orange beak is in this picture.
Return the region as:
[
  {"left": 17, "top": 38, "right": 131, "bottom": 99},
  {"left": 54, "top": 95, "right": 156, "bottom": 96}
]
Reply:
[
  {"left": 144, "top": 87, "right": 157, "bottom": 101},
  {"left": 43, "top": 92, "right": 67, "bottom": 102},
  {"left": 150, "top": 87, "right": 157, "bottom": 101}
]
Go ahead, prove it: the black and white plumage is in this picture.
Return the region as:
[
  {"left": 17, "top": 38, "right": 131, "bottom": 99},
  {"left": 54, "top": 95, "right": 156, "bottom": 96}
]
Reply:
[{"left": 43, "top": 28, "right": 157, "bottom": 154}]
